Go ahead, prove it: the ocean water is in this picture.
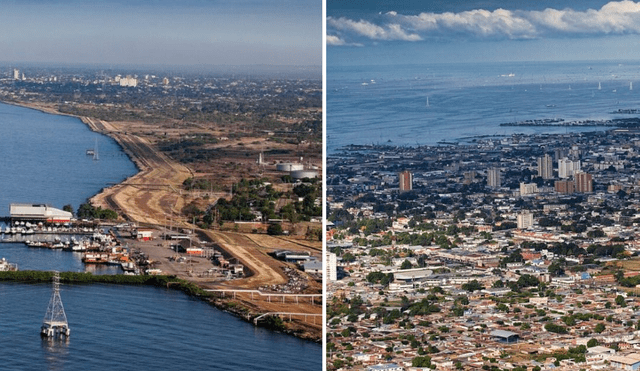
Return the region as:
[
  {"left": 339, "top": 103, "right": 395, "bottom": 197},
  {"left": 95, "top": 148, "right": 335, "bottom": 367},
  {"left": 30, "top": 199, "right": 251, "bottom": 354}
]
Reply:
[
  {"left": 327, "top": 60, "right": 640, "bottom": 152},
  {"left": 0, "top": 103, "right": 321, "bottom": 369}
]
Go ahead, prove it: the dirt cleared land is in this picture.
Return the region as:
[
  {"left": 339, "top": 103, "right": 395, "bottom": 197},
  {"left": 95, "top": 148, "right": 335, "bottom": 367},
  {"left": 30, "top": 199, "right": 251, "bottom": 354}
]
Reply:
[
  {"left": 88, "top": 119, "right": 194, "bottom": 225},
  {"left": 78, "top": 114, "right": 321, "bottom": 340}
]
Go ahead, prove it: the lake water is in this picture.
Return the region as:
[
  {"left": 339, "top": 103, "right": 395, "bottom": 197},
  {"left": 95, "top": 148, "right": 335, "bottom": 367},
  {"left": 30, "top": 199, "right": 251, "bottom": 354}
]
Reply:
[
  {"left": 0, "top": 283, "right": 320, "bottom": 371},
  {"left": 0, "top": 103, "right": 321, "bottom": 370},
  {"left": 327, "top": 60, "right": 640, "bottom": 152},
  {"left": 0, "top": 103, "right": 139, "bottom": 216}
]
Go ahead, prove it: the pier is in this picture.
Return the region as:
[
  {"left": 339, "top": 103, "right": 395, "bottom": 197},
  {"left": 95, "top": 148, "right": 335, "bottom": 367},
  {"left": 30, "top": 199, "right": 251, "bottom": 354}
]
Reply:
[{"left": 205, "top": 289, "right": 322, "bottom": 304}]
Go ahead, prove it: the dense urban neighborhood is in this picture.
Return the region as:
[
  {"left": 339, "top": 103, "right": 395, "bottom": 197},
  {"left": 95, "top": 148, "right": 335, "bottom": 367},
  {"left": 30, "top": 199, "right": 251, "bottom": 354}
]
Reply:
[{"left": 327, "top": 129, "right": 640, "bottom": 370}]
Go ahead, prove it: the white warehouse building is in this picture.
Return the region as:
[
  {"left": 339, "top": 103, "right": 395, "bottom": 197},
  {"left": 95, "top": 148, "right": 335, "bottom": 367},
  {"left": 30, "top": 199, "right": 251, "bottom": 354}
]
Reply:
[{"left": 10, "top": 204, "right": 73, "bottom": 223}]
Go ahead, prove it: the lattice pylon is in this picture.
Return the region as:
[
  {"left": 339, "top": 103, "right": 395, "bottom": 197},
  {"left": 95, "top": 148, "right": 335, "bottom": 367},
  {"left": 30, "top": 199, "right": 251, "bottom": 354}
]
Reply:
[{"left": 42, "top": 271, "right": 69, "bottom": 337}]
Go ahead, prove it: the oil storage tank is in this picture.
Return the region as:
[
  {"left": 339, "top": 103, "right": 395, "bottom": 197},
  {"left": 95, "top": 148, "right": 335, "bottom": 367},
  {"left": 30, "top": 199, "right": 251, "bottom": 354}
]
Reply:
[{"left": 276, "top": 163, "right": 304, "bottom": 172}]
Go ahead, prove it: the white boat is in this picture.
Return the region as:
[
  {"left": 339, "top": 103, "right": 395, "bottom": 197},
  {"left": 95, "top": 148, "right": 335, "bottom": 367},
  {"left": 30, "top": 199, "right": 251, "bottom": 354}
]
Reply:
[{"left": 0, "top": 258, "right": 17, "bottom": 271}]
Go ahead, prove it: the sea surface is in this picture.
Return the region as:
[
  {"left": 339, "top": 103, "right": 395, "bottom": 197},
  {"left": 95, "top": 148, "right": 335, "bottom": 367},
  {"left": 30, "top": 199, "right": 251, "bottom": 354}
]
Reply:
[
  {"left": 0, "top": 103, "right": 321, "bottom": 370},
  {"left": 327, "top": 60, "right": 640, "bottom": 152}
]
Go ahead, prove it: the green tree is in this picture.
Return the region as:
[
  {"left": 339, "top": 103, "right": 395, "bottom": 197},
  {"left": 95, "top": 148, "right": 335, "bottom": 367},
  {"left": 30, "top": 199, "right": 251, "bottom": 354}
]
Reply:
[
  {"left": 267, "top": 223, "right": 283, "bottom": 236},
  {"left": 594, "top": 323, "right": 605, "bottom": 333},
  {"left": 544, "top": 322, "right": 567, "bottom": 334},
  {"left": 342, "top": 252, "right": 356, "bottom": 263},
  {"left": 62, "top": 204, "right": 74, "bottom": 214},
  {"left": 411, "top": 356, "right": 432, "bottom": 367},
  {"left": 461, "top": 279, "right": 484, "bottom": 292}
]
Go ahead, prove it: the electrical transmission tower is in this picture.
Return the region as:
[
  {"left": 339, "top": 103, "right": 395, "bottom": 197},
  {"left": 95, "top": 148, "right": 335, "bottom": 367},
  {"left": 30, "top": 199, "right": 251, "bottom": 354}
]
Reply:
[{"left": 41, "top": 272, "right": 70, "bottom": 338}]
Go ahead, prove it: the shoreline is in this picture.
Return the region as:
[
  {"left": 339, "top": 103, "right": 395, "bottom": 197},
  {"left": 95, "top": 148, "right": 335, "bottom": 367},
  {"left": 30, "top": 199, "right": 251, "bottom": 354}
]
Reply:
[
  {"left": 0, "top": 270, "right": 321, "bottom": 344},
  {"left": 0, "top": 98, "right": 322, "bottom": 342}
]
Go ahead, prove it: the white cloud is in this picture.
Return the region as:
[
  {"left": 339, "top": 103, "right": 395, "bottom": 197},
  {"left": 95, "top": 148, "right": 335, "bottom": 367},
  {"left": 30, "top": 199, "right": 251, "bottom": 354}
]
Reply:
[
  {"left": 326, "top": 35, "right": 346, "bottom": 45},
  {"left": 327, "top": 17, "right": 422, "bottom": 41},
  {"left": 328, "top": 1, "right": 640, "bottom": 44}
]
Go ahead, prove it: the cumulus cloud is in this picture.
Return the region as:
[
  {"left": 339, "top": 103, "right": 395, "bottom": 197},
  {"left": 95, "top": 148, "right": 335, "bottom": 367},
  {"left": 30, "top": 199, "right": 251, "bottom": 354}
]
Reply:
[
  {"left": 326, "top": 34, "right": 363, "bottom": 47},
  {"left": 327, "top": 17, "right": 422, "bottom": 41},
  {"left": 327, "top": 1, "right": 640, "bottom": 45}
]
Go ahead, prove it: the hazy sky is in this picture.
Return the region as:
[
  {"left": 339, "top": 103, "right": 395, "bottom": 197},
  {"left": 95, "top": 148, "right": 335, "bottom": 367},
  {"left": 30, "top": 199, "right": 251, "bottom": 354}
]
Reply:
[
  {"left": 0, "top": 0, "right": 321, "bottom": 67},
  {"left": 328, "top": 0, "right": 640, "bottom": 65}
]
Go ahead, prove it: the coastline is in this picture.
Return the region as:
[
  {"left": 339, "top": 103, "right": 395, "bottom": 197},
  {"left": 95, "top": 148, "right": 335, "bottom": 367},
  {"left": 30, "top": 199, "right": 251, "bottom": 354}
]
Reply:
[
  {"left": 0, "top": 270, "right": 321, "bottom": 343},
  {"left": 0, "top": 98, "right": 322, "bottom": 342}
]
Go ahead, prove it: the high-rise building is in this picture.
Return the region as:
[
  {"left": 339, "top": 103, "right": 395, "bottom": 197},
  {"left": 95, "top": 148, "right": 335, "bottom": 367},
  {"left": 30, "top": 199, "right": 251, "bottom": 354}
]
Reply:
[
  {"left": 574, "top": 171, "right": 593, "bottom": 193},
  {"left": 487, "top": 167, "right": 501, "bottom": 188},
  {"left": 13, "top": 68, "right": 19, "bottom": 80},
  {"left": 463, "top": 171, "right": 476, "bottom": 184},
  {"left": 517, "top": 211, "right": 534, "bottom": 229},
  {"left": 119, "top": 76, "right": 138, "bottom": 87},
  {"left": 326, "top": 252, "right": 337, "bottom": 281},
  {"left": 555, "top": 180, "right": 575, "bottom": 194},
  {"left": 569, "top": 144, "right": 581, "bottom": 159},
  {"left": 520, "top": 182, "right": 538, "bottom": 196},
  {"left": 558, "top": 158, "right": 581, "bottom": 179},
  {"left": 538, "top": 154, "right": 553, "bottom": 179},
  {"left": 554, "top": 148, "right": 568, "bottom": 162},
  {"left": 398, "top": 171, "right": 412, "bottom": 192}
]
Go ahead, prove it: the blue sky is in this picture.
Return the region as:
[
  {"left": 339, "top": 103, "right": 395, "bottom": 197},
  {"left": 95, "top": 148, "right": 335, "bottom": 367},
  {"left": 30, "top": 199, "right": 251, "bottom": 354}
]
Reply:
[
  {"left": 0, "top": 0, "right": 321, "bottom": 67},
  {"left": 328, "top": 0, "right": 640, "bottom": 65}
]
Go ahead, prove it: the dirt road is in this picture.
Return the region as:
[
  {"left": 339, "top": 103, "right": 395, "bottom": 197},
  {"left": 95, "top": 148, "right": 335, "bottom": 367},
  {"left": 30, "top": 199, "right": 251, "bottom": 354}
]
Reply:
[{"left": 89, "top": 120, "right": 193, "bottom": 225}]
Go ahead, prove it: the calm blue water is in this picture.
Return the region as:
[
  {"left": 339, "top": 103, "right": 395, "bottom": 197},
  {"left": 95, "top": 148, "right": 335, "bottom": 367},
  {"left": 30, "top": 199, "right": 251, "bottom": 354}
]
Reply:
[
  {"left": 327, "top": 60, "right": 640, "bottom": 152},
  {"left": 0, "top": 103, "right": 321, "bottom": 369},
  {"left": 0, "top": 103, "right": 138, "bottom": 216},
  {"left": 0, "top": 283, "right": 320, "bottom": 371}
]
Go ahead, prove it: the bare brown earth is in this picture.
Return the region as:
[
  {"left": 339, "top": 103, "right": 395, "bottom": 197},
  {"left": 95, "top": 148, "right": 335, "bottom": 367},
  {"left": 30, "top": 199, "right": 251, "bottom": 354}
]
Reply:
[
  {"left": 85, "top": 117, "right": 195, "bottom": 225},
  {"left": 5, "top": 101, "right": 322, "bottom": 341}
]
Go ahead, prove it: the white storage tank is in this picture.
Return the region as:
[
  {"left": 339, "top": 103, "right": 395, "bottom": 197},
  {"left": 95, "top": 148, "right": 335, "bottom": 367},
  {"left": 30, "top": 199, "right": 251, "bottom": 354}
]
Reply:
[{"left": 276, "top": 163, "right": 304, "bottom": 172}]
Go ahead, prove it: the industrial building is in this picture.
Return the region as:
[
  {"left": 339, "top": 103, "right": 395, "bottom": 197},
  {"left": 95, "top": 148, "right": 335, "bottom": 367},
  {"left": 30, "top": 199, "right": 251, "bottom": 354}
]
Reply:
[
  {"left": 9, "top": 203, "right": 72, "bottom": 223},
  {"left": 490, "top": 330, "right": 519, "bottom": 343}
]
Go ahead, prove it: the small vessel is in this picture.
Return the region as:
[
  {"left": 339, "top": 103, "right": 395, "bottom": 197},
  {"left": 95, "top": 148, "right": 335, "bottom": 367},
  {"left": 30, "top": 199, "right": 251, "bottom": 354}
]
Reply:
[
  {"left": 0, "top": 258, "right": 17, "bottom": 271},
  {"left": 87, "top": 138, "right": 99, "bottom": 160}
]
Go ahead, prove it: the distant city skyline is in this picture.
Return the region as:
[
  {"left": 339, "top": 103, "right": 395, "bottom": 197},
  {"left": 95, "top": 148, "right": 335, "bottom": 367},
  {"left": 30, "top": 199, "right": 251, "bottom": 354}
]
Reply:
[
  {"left": 0, "top": 0, "right": 321, "bottom": 68},
  {"left": 328, "top": 0, "right": 640, "bottom": 65}
]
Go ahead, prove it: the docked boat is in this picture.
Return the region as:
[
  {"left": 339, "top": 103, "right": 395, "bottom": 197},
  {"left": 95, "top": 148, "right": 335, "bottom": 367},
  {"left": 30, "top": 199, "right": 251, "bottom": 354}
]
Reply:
[{"left": 0, "top": 258, "right": 18, "bottom": 271}]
